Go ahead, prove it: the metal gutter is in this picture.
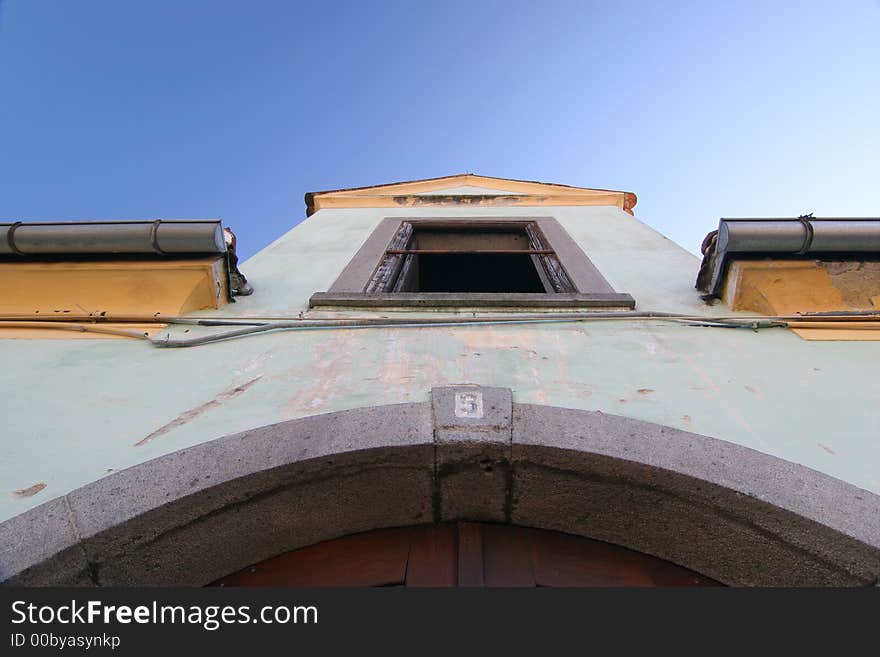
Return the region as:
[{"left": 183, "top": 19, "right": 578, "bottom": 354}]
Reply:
[
  {"left": 696, "top": 216, "right": 880, "bottom": 297},
  {"left": 2, "top": 309, "right": 876, "bottom": 324},
  {"left": 0, "top": 220, "right": 227, "bottom": 256}
]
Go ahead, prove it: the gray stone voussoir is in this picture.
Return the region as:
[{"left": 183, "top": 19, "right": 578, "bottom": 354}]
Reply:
[
  {"left": 3, "top": 402, "right": 435, "bottom": 586},
  {"left": 432, "top": 386, "right": 513, "bottom": 523},
  {"left": 510, "top": 403, "right": 880, "bottom": 586},
  {"left": 0, "top": 497, "right": 94, "bottom": 586},
  {"left": 1, "top": 396, "right": 878, "bottom": 587},
  {"left": 431, "top": 385, "right": 512, "bottom": 441}
]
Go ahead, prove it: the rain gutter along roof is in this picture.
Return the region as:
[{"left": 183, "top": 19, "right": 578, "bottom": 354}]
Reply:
[{"left": 696, "top": 216, "right": 880, "bottom": 297}]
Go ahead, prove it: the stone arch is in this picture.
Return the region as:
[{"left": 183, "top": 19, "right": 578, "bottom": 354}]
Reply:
[{"left": 2, "top": 387, "right": 878, "bottom": 586}]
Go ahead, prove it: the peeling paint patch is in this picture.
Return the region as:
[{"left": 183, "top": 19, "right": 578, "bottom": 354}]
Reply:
[
  {"left": 684, "top": 356, "right": 720, "bottom": 399},
  {"left": 283, "top": 331, "right": 354, "bottom": 418},
  {"left": 818, "top": 443, "right": 837, "bottom": 456},
  {"left": 396, "top": 194, "right": 526, "bottom": 208},
  {"left": 232, "top": 352, "right": 270, "bottom": 377},
  {"left": 12, "top": 483, "right": 46, "bottom": 498},
  {"left": 133, "top": 376, "right": 263, "bottom": 446},
  {"left": 569, "top": 383, "right": 595, "bottom": 398},
  {"left": 619, "top": 388, "right": 655, "bottom": 404}
]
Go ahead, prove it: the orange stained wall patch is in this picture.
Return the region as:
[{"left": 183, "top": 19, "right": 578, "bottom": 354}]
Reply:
[
  {"left": 0, "top": 256, "right": 229, "bottom": 339},
  {"left": 721, "top": 259, "right": 880, "bottom": 341}
]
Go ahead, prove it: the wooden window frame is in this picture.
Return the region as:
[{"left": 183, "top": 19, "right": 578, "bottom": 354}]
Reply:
[
  {"left": 364, "top": 220, "right": 574, "bottom": 294},
  {"left": 309, "top": 216, "right": 634, "bottom": 309}
]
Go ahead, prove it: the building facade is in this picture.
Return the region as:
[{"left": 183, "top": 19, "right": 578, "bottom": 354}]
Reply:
[{"left": 1, "top": 175, "right": 878, "bottom": 586}]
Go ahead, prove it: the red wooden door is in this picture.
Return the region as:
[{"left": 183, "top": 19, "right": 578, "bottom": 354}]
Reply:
[{"left": 211, "top": 523, "right": 719, "bottom": 587}]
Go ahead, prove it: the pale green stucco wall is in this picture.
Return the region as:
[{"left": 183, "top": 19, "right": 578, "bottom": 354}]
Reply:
[{"left": 1, "top": 201, "right": 878, "bottom": 523}]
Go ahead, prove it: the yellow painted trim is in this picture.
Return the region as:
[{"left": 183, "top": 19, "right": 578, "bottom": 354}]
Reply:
[
  {"left": 721, "top": 259, "right": 880, "bottom": 341},
  {"left": 792, "top": 329, "right": 880, "bottom": 341},
  {"left": 0, "top": 323, "right": 166, "bottom": 340},
  {"left": 723, "top": 260, "right": 880, "bottom": 314},
  {"left": 311, "top": 193, "right": 627, "bottom": 213},
  {"left": 307, "top": 175, "right": 637, "bottom": 216},
  {"left": 0, "top": 257, "right": 228, "bottom": 327}
]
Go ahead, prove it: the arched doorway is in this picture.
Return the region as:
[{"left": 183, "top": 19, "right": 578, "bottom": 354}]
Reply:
[
  {"left": 212, "top": 523, "right": 719, "bottom": 587},
  {"left": 3, "top": 394, "right": 878, "bottom": 587}
]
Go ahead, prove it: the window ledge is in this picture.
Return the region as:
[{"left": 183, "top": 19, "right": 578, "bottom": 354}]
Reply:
[{"left": 309, "top": 292, "right": 636, "bottom": 309}]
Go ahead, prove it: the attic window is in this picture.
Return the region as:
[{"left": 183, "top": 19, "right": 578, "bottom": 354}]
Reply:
[
  {"left": 366, "top": 223, "right": 575, "bottom": 294},
  {"left": 310, "top": 216, "right": 635, "bottom": 309}
]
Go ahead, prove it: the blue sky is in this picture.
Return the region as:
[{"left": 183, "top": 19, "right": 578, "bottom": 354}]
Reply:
[{"left": 1, "top": 0, "right": 878, "bottom": 259}]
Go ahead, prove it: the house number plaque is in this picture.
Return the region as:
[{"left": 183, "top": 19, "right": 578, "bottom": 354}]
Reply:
[{"left": 454, "top": 391, "right": 484, "bottom": 419}]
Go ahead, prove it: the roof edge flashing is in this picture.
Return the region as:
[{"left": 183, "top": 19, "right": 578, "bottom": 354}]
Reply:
[
  {"left": 0, "top": 220, "right": 227, "bottom": 257},
  {"left": 304, "top": 175, "right": 637, "bottom": 216},
  {"left": 697, "top": 217, "right": 880, "bottom": 298}
]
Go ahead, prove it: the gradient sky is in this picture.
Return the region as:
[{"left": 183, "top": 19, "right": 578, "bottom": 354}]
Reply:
[{"left": 1, "top": 0, "right": 878, "bottom": 259}]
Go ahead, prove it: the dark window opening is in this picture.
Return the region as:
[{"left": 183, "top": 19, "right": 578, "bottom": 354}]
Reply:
[
  {"left": 416, "top": 253, "right": 546, "bottom": 293},
  {"left": 366, "top": 222, "right": 576, "bottom": 294}
]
